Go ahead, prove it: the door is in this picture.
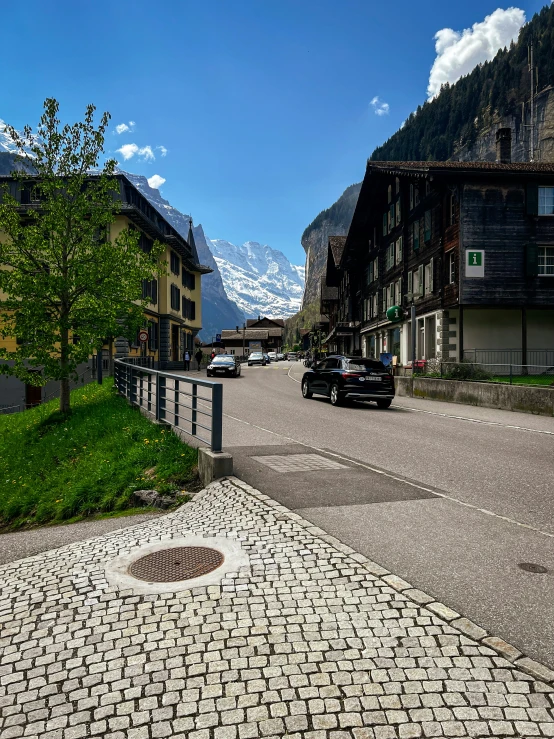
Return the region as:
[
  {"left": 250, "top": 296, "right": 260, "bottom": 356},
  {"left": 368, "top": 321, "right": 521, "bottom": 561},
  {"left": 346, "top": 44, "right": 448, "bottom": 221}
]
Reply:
[
  {"left": 322, "top": 357, "right": 341, "bottom": 394},
  {"left": 309, "top": 359, "right": 328, "bottom": 394},
  {"left": 171, "top": 325, "right": 179, "bottom": 362},
  {"left": 25, "top": 382, "right": 42, "bottom": 409}
]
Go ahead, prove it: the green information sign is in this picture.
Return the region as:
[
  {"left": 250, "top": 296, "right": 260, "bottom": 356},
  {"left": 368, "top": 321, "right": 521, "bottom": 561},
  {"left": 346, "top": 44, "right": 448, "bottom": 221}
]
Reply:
[
  {"left": 468, "top": 251, "right": 482, "bottom": 266},
  {"left": 465, "top": 249, "right": 485, "bottom": 278},
  {"left": 386, "top": 305, "right": 405, "bottom": 323}
]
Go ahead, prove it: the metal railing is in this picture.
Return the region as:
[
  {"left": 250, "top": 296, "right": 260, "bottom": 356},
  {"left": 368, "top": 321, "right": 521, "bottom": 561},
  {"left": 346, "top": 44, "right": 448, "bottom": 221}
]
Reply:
[
  {"left": 114, "top": 358, "right": 223, "bottom": 451},
  {"left": 463, "top": 349, "right": 554, "bottom": 366},
  {"left": 418, "top": 360, "right": 554, "bottom": 385}
]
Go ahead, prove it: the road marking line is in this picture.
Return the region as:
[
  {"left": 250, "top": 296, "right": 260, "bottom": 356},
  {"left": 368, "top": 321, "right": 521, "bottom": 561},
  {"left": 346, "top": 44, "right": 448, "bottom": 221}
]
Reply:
[
  {"left": 287, "top": 366, "right": 554, "bottom": 436},
  {"left": 224, "top": 407, "right": 554, "bottom": 540}
]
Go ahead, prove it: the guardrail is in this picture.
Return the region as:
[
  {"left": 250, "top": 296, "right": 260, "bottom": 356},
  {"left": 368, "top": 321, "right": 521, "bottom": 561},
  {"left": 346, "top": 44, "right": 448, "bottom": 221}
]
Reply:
[{"left": 114, "top": 358, "right": 223, "bottom": 452}]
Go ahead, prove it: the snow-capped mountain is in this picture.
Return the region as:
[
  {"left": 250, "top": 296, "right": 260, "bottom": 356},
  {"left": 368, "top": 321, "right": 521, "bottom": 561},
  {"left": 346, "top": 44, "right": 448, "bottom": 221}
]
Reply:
[{"left": 209, "top": 239, "right": 305, "bottom": 319}]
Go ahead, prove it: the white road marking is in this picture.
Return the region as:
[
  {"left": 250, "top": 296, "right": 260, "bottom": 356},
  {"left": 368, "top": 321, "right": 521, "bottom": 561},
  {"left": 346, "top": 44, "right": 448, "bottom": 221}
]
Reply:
[{"left": 287, "top": 366, "right": 554, "bottom": 436}]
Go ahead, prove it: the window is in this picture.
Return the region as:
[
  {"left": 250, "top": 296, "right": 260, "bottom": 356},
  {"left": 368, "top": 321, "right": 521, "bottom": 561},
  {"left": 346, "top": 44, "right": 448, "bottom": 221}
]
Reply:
[
  {"left": 395, "top": 177, "right": 400, "bottom": 195},
  {"left": 538, "top": 246, "right": 554, "bottom": 275},
  {"left": 170, "top": 251, "right": 180, "bottom": 275},
  {"left": 148, "top": 321, "right": 158, "bottom": 351},
  {"left": 182, "top": 297, "right": 196, "bottom": 320},
  {"left": 389, "top": 203, "right": 395, "bottom": 231},
  {"left": 414, "top": 186, "right": 420, "bottom": 206},
  {"left": 449, "top": 193, "right": 456, "bottom": 225},
  {"left": 395, "top": 198, "right": 401, "bottom": 225},
  {"left": 386, "top": 242, "right": 395, "bottom": 271},
  {"left": 139, "top": 232, "right": 153, "bottom": 253},
  {"left": 413, "top": 220, "right": 420, "bottom": 251},
  {"left": 182, "top": 269, "right": 195, "bottom": 290},
  {"left": 410, "top": 184, "right": 414, "bottom": 211},
  {"left": 424, "top": 262, "right": 432, "bottom": 295},
  {"left": 170, "top": 284, "right": 180, "bottom": 311},
  {"left": 382, "top": 212, "right": 388, "bottom": 236},
  {"left": 374, "top": 257, "right": 379, "bottom": 280},
  {"left": 448, "top": 251, "right": 456, "bottom": 284},
  {"left": 396, "top": 278, "right": 402, "bottom": 305},
  {"left": 538, "top": 188, "right": 554, "bottom": 215},
  {"left": 396, "top": 236, "right": 403, "bottom": 264},
  {"left": 142, "top": 279, "right": 157, "bottom": 304},
  {"left": 388, "top": 185, "right": 392, "bottom": 204},
  {"left": 424, "top": 210, "right": 432, "bottom": 242},
  {"left": 364, "top": 265, "right": 370, "bottom": 287}
]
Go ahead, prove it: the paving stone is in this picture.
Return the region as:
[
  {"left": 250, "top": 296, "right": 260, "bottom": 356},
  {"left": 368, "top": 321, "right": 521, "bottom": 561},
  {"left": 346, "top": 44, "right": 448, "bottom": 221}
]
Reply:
[{"left": 0, "top": 477, "right": 552, "bottom": 739}]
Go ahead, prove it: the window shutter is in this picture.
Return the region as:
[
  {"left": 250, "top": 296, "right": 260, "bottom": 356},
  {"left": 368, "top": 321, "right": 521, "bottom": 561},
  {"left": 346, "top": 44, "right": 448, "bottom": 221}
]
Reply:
[
  {"left": 424, "top": 210, "right": 432, "bottom": 242},
  {"left": 375, "top": 258, "right": 379, "bottom": 279},
  {"left": 408, "top": 270, "right": 413, "bottom": 296},
  {"left": 152, "top": 279, "right": 157, "bottom": 304},
  {"left": 410, "top": 184, "right": 414, "bottom": 211},
  {"left": 429, "top": 257, "right": 434, "bottom": 293},
  {"left": 396, "top": 198, "right": 401, "bottom": 225},
  {"left": 382, "top": 213, "right": 387, "bottom": 236},
  {"left": 418, "top": 264, "right": 424, "bottom": 295},
  {"left": 526, "top": 184, "right": 538, "bottom": 216},
  {"left": 525, "top": 243, "right": 538, "bottom": 277},
  {"left": 191, "top": 301, "right": 196, "bottom": 320}
]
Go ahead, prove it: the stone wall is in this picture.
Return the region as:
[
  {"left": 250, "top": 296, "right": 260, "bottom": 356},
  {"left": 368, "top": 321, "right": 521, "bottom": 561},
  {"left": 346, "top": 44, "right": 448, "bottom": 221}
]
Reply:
[{"left": 396, "top": 376, "right": 553, "bottom": 416}]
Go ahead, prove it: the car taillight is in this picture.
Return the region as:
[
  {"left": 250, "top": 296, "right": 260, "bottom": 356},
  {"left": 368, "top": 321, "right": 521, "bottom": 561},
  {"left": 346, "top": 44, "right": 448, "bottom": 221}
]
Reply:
[{"left": 341, "top": 372, "right": 362, "bottom": 379}]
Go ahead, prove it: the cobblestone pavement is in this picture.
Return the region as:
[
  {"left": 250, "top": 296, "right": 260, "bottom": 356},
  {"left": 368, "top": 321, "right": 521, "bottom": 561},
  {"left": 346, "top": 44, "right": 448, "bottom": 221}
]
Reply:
[{"left": 1, "top": 478, "right": 553, "bottom": 739}]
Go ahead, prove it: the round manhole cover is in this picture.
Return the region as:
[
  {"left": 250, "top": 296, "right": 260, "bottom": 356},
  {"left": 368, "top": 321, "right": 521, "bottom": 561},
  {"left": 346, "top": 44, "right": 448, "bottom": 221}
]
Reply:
[
  {"left": 518, "top": 562, "right": 548, "bottom": 574},
  {"left": 129, "top": 546, "right": 224, "bottom": 582}
]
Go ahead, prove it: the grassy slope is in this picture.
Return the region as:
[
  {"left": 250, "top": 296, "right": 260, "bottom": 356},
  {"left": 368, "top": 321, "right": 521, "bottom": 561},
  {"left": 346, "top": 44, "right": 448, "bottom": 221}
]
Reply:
[{"left": 0, "top": 383, "right": 198, "bottom": 529}]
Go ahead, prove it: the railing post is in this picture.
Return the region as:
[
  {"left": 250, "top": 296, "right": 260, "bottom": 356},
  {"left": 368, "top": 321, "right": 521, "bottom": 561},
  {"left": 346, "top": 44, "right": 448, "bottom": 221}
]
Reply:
[
  {"left": 510, "top": 364, "right": 513, "bottom": 385},
  {"left": 211, "top": 383, "right": 223, "bottom": 453},
  {"left": 192, "top": 383, "right": 197, "bottom": 437},
  {"left": 130, "top": 366, "right": 136, "bottom": 404},
  {"left": 159, "top": 375, "right": 166, "bottom": 421},
  {"left": 147, "top": 372, "right": 152, "bottom": 413},
  {"left": 174, "top": 379, "right": 179, "bottom": 427},
  {"left": 155, "top": 373, "right": 161, "bottom": 421}
]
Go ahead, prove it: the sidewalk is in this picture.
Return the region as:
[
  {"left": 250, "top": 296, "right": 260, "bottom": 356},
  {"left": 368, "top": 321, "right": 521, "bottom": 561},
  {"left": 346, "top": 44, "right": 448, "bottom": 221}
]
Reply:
[{"left": 1, "top": 478, "right": 553, "bottom": 739}]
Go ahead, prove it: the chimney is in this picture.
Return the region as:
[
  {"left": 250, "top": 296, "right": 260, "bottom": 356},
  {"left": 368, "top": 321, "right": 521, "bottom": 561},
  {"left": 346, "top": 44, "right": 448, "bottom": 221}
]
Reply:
[{"left": 496, "top": 128, "right": 512, "bottom": 164}]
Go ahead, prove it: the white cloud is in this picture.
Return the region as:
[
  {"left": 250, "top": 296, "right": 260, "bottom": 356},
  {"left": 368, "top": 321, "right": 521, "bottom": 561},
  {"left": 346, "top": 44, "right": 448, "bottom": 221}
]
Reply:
[
  {"left": 114, "top": 120, "right": 136, "bottom": 135},
  {"left": 116, "top": 143, "right": 156, "bottom": 162},
  {"left": 157, "top": 145, "right": 168, "bottom": 157},
  {"left": 116, "top": 143, "right": 139, "bottom": 160},
  {"left": 147, "top": 174, "right": 166, "bottom": 189},
  {"left": 427, "top": 7, "right": 525, "bottom": 99},
  {"left": 138, "top": 145, "right": 154, "bottom": 161},
  {"left": 370, "top": 96, "right": 390, "bottom": 116}
]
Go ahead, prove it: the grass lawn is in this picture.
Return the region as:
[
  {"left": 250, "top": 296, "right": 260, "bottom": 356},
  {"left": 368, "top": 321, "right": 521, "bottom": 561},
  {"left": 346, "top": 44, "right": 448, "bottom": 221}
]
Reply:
[
  {"left": 421, "top": 372, "right": 553, "bottom": 387},
  {"left": 0, "top": 382, "right": 198, "bottom": 530}
]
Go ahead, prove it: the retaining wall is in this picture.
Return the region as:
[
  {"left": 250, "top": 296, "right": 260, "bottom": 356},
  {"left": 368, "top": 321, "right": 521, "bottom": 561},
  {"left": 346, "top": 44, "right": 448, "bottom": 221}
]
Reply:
[{"left": 395, "top": 376, "right": 554, "bottom": 417}]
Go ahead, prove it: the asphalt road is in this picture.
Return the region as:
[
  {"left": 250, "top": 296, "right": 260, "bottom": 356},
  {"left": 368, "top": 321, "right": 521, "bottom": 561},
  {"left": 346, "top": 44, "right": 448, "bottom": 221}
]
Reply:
[{"left": 213, "top": 359, "right": 554, "bottom": 670}]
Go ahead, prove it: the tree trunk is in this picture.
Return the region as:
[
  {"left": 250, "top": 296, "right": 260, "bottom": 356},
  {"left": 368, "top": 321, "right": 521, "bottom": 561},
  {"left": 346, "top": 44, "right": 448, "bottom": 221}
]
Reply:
[
  {"left": 59, "top": 377, "right": 70, "bottom": 414},
  {"left": 59, "top": 323, "right": 71, "bottom": 414}
]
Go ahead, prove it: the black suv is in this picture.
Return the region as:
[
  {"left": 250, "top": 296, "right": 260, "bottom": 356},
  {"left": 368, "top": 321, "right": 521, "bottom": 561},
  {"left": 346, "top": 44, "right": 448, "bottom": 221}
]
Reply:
[{"left": 301, "top": 355, "right": 395, "bottom": 408}]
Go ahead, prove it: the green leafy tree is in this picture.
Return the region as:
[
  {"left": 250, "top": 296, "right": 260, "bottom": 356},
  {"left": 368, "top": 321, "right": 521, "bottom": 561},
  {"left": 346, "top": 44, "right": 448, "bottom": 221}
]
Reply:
[{"left": 0, "top": 99, "right": 164, "bottom": 414}]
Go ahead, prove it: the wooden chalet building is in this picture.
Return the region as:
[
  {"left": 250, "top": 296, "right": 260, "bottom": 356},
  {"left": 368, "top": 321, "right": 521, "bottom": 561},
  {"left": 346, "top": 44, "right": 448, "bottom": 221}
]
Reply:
[
  {"left": 221, "top": 316, "right": 284, "bottom": 355},
  {"left": 324, "top": 131, "right": 554, "bottom": 366}
]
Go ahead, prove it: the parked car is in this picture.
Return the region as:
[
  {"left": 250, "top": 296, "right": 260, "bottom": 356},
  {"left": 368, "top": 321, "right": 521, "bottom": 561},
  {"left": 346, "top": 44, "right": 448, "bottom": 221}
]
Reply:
[
  {"left": 267, "top": 351, "right": 278, "bottom": 362},
  {"left": 287, "top": 352, "right": 298, "bottom": 361},
  {"left": 248, "top": 352, "right": 267, "bottom": 366},
  {"left": 301, "top": 355, "right": 395, "bottom": 408},
  {"left": 277, "top": 353, "right": 285, "bottom": 361},
  {"left": 207, "top": 354, "right": 242, "bottom": 377}
]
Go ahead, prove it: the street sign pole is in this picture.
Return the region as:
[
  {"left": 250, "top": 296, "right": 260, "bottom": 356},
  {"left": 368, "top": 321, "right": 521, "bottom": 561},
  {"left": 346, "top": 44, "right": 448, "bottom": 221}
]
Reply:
[{"left": 411, "top": 303, "right": 416, "bottom": 371}]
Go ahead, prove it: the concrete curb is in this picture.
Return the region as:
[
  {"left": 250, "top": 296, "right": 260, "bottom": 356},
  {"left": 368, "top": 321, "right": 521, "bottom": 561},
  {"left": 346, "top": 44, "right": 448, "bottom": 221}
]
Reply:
[{"left": 223, "top": 474, "right": 554, "bottom": 688}]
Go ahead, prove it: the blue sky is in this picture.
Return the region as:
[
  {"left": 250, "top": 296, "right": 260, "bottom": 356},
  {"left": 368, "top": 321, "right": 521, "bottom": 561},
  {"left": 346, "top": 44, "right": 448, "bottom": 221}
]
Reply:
[{"left": 0, "top": 0, "right": 549, "bottom": 265}]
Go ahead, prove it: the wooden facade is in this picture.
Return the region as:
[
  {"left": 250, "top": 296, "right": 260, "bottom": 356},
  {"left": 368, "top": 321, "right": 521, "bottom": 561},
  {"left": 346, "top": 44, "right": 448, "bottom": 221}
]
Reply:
[{"left": 324, "top": 159, "right": 554, "bottom": 365}]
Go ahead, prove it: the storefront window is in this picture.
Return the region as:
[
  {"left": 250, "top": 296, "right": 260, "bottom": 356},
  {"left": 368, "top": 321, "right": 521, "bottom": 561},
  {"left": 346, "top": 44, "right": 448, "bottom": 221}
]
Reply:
[
  {"left": 390, "top": 327, "right": 401, "bottom": 362},
  {"left": 366, "top": 335, "right": 376, "bottom": 358}
]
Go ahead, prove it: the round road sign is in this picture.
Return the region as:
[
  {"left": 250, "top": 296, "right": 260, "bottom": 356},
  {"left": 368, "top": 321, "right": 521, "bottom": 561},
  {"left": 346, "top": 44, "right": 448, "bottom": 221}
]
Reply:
[{"left": 138, "top": 329, "right": 149, "bottom": 343}]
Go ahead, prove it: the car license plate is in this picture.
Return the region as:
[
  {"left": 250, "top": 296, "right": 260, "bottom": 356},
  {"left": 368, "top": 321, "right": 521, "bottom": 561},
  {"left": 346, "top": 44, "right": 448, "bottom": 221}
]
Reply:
[
  {"left": 366, "top": 376, "right": 382, "bottom": 381},
  {"left": 216, "top": 369, "right": 226, "bottom": 373}
]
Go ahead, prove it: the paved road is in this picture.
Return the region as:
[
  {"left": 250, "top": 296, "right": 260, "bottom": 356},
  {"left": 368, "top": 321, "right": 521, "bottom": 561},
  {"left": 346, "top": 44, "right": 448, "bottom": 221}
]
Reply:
[{"left": 211, "top": 360, "right": 554, "bottom": 670}]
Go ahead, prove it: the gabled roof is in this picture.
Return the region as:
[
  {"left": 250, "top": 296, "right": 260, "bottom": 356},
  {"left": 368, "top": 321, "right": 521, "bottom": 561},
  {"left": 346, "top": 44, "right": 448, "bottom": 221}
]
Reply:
[
  {"left": 367, "top": 160, "right": 554, "bottom": 175},
  {"left": 328, "top": 236, "right": 347, "bottom": 268},
  {"left": 321, "top": 280, "right": 338, "bottom": 302},
  {"left": 221, "top": 329, "right": 269, "bottom": 341},
  {"left": 246, "top": 317, "right": 285, "bottom": 328}
]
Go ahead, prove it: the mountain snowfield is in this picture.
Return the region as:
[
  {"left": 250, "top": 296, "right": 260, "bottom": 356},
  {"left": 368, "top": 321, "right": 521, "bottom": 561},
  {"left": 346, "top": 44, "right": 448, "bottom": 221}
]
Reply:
[{"left": 210, "top": 239, "right": 305, "bottom": 320}]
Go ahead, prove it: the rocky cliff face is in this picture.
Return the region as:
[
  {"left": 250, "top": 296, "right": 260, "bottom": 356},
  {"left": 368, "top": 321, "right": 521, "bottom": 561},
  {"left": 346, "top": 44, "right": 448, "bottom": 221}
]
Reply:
[
  {"left": 300, "top": 183, "right": 361, "bottom": 305},
  {"left": 454, "top": 86, "right": 554, "bottom": 162}
]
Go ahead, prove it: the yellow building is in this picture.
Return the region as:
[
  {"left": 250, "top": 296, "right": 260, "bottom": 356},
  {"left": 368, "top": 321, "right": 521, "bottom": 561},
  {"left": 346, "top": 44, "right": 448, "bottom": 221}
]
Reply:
[
  {"left": 0, "top": 174, "right": 211, "bottom": 407},
  {"left": 113, "top": 175, "right": 211, "bottom": 368}
]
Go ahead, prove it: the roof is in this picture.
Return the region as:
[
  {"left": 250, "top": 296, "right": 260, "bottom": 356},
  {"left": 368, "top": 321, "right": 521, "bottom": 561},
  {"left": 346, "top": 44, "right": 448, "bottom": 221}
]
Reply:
[
  {"left": 367, "top": 160, "right": 554, "bottom": 175},
  {"left": 328, "top": 236, "right": 347, "bottom": 267},
  {"left": 299, "top": 328, "right": 311, "bottom": 337},
  {"left": 221, "top": 329, "right": 269, "bottom": 341},
  {"left": 246, "top": 317, "right": 285, "bottom": 328}
]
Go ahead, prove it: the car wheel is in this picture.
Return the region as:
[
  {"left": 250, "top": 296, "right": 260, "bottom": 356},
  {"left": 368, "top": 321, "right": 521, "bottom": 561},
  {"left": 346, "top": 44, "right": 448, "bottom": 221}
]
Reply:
[
  {"left": 376, "top": 399, "right": 392, "bottom": 409},
  {"left": 330, "top": 383, "right": 343, "bottom": 406},
  {"left": 302, "top": 380, "right": 313, "bottom": 399},
  {"left": 248, "top": 363, "right": 252, "bottom": 367}
]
